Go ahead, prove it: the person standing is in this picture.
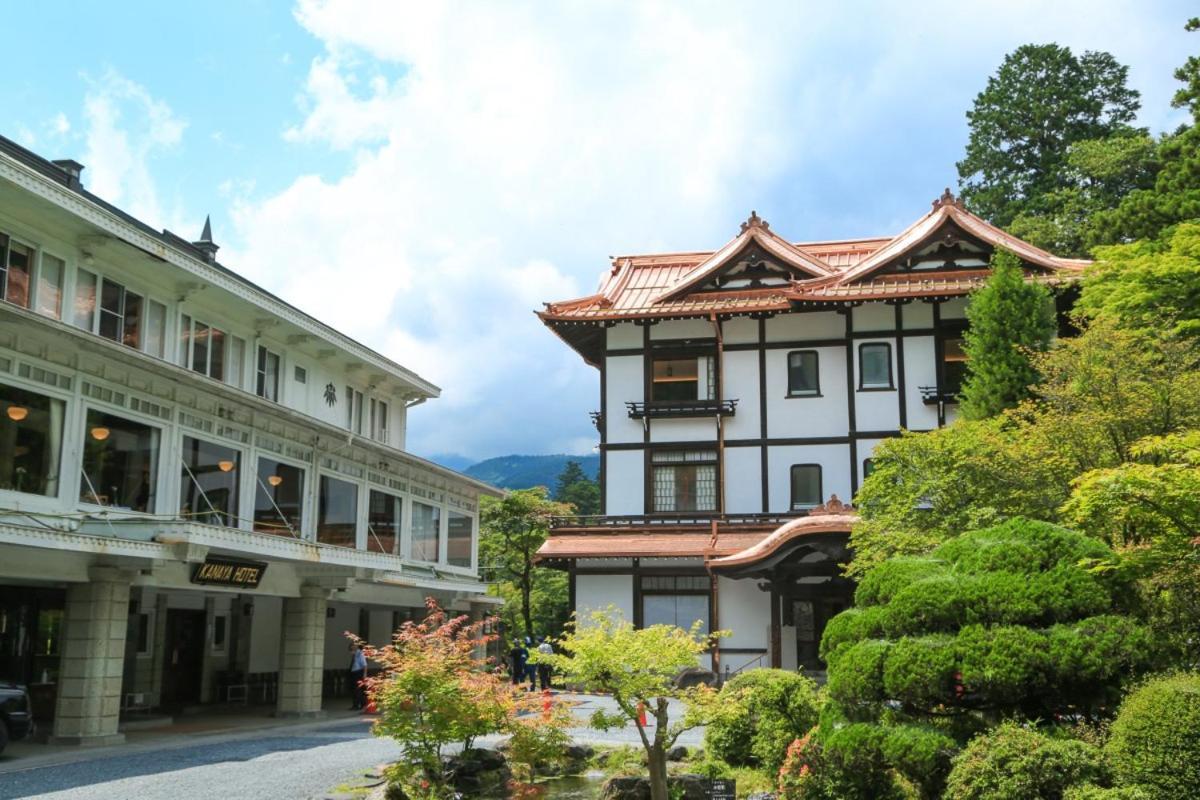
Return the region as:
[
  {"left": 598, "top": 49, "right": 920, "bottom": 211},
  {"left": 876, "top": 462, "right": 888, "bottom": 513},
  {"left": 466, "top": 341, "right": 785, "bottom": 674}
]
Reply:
[
  {"left": 523, "top": 636, "right": 538, "bottom": 691},
  {"left": 509, "top": 638, "right": 528, "bottom": 686},
  {"left": 349, "top": 643, "right": 368, "bottom": 710},
  {"left": 536, "top": 636, "right": 554, "bottom": 691}
]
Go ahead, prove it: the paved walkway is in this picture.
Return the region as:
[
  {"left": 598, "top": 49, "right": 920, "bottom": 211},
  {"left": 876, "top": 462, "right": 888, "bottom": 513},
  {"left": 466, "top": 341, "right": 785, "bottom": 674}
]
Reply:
[{"left": 0, "top": 694, "right": 702, "bottom": 799}]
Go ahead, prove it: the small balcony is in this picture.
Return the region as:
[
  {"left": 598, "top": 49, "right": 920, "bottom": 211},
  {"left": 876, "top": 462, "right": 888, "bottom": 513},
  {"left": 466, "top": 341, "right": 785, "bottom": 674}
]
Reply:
[
  {"left": 625, "top": 399, "right": 738, "bottom": 419},
  {"left": 918, "top": 385, "right": 959, "bottom": 405}
]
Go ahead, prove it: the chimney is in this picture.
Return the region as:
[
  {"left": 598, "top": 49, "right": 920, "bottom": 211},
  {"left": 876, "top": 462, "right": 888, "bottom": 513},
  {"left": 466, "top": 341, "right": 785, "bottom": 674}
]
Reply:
[
  {"left": 193, "top": 215, "right": 219, "bottom": 263},
  {"left": 52, "top": 159, "right": 85, "bottom": 190}
]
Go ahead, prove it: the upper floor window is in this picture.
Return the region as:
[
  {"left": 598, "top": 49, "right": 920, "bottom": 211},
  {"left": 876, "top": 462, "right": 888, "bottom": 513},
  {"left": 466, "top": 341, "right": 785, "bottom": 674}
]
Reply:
[
  {"left": 790, "top": 464, "right": 822, "bottom": 511},
  {"left": 179, "top": 316, "right": 243, "bottom": 385},
  {"left": 367, "top": 489, "right": 402, "bottom": 554},
  {"left": 787, "top": 351, "right": 820, "bottom": 396},
  {"left": 71, "top": 269, "right": 166, "bottom": 358},
  {"left": 0, "top": 234, "right": 33, "bottom": 309},
  {"left": 80, "top": 409, "right": 159, "bottom": 512},
  {"left": 256, "top": 346, "right": 280, "bottom": 401},
  {"left": 859, "top": 343, "right": 893, "bottom": 390},
  {"left": 651, "top": 354, "right": 714, "bottom": 402},
  {"left": 346, "top": 386, "right": 364, "bottom": 433},
  {"left": 651, "top": 450, "right": 717, "bottom": 513},
  {"left": 317, "top": 475, "right": 358, "bottom": 548},
  {"left": 36, "top": 254, "right": 64, "bottom": 319},
  {"left": 179, "top": 436, "right": 240, "bottom": 527},
  {"left": 369, "top": 398, "right": 389, "bottom": 443},
  {"left": 940, "top": 337, "right": 968, "bottom": 397},
  {"left": 0, "top": 382, "right": 63, "bottom": 497},
  {"left": 447, "top": 511, "right": 472, "bottom": 568},
  {"left": 411, "top": 500, "right": 441, "bottom": 562},
  {"left": 254, "top": 457, "right": 303, "bottom": 535}
]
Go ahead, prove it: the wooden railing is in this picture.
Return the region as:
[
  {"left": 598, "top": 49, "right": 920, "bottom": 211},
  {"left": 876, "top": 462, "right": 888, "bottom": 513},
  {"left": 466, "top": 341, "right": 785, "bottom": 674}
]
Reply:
[
  {"left": 625, "top": 399, "right": 738, "bottom": 419},
  {"left": 550, "top": 511, "right": 803, "bottom": 529}
]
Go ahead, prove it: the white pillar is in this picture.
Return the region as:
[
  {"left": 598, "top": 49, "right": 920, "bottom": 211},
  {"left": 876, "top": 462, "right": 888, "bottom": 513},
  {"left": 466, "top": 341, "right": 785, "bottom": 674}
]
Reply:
[{"left": 275, "top": 586, "right": 328, "bottom": 717}]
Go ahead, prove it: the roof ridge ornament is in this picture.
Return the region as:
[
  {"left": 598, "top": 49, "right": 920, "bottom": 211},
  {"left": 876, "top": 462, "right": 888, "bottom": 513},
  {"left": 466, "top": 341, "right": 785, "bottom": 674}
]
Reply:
[
  {"left": 808, "top": 494, "right": 853, "bottom": 516},
  {"left": 932, "top": 187, "right": 965, "bottom": 211},
  {"left": 740, "top": 210, "right": 769, "bottom": 234}
]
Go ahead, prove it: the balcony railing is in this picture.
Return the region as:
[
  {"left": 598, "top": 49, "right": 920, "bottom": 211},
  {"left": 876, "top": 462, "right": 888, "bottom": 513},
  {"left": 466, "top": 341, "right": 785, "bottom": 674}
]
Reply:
[
  {"left": 918, "top": 385, "right": 960, "bottom": 405},
  {"left": 625, "top": 399, "right": 738, "bottom": 419},
  {"left": 550, "top": 511, "right": 802, "bottom": 529}
]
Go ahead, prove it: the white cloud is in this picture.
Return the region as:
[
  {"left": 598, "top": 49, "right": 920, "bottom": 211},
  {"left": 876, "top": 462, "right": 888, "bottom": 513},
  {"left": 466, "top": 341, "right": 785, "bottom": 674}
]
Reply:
[
  {"left": 49, "top": 112, "right": 71, "bottom": 137},
  {"left": 81, "top": 68, "right": 186, "bottom": 227},
  {"left": 220, "top": 0, "right": 1193, "bottom": 460}
]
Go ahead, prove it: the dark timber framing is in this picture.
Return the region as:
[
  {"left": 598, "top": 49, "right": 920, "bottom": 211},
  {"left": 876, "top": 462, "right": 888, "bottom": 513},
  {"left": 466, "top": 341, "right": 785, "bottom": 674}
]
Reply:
[{"left": 758, "top": 318, "right": 769, "bottom": 512}]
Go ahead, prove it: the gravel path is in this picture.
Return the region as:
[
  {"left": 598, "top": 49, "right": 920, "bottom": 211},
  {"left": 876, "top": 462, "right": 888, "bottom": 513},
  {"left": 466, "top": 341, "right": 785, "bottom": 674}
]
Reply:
[{"left": 0, "top": 694, "right": 702, "bottom": 800}]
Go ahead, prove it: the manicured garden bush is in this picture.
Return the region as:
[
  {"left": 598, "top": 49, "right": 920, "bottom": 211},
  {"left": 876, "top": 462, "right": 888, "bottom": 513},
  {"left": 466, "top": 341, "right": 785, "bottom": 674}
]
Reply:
[
  {"left": 1063, "top": 786, "right": 1152, "bottom": 800},
  {"left": 943, "top": 723, "right": 1108, "bottom": 800},
  {"left": 880, "top": 635, "right": 957, "bottom": 708},
  {"left": 1106, "top": 672, "right": 1200, "bottom": 798},
  {"left": 703, "top": 668, "right": 821, "bottom": 771},
  {"left": 825, "top": 639, "right": 890, "bottom": 710}
]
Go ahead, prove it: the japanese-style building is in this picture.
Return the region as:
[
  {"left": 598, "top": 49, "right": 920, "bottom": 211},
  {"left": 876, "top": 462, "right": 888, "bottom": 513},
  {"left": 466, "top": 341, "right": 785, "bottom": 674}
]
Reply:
[{"left": 536, "top": 191, "right": 1086, "bottom": 676}]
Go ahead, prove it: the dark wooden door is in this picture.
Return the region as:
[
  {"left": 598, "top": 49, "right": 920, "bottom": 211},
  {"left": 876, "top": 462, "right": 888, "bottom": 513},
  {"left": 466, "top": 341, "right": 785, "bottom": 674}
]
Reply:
[{"left": 162, "top": 609, "right": 205, "bottom": 707}]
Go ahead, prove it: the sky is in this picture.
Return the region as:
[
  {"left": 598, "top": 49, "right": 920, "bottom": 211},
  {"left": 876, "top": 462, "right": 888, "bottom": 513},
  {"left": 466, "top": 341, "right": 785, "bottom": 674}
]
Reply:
[{"left": 2, "top": 1, "right": 1195, "bottom": 463}]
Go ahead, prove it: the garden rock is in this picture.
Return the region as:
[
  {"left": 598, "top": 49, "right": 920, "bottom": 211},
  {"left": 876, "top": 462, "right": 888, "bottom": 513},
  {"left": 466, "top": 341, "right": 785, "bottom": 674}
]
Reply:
[
  {"left": 673, "top": 668, "right": 717, "bottom": 689},
  {"left": 666, "top": 746, "right": 688, "bottom": 762},
  {"left": 601, "top": 774, "right": 709, "bottom": 800},
  {"left": 443, "top": 748, "right": 512, "bottom": 796}
]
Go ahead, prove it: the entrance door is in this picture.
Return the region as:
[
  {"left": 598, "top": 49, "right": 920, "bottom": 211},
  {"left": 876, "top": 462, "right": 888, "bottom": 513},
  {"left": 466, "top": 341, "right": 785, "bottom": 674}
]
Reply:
[
  {"left": 162, "top": 609, "right": 206, "bottom": 707},
  {"left": 793, "top": 599, "right": 849, "bottom": 671}
]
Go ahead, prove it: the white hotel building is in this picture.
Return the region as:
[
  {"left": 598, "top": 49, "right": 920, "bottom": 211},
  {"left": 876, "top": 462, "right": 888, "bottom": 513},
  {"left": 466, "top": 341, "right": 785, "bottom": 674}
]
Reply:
[
  {"left": 0, "top": 135, "right": 499, "bottom": 745},
  {"left": 537, "top": 195, "right": 1084, "bottom": 677}
]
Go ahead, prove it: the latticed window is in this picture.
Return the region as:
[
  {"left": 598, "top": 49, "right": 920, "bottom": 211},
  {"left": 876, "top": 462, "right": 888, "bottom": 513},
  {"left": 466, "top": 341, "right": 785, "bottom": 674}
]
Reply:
[{"left": 651, "top": 450, "right": 717, "bottom": 512}]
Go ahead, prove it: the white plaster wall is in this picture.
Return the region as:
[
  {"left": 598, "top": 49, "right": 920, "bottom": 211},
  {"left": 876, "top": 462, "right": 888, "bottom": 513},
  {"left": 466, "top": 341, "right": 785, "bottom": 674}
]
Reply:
[
  {"left": 852, "top": 303, "right": 894, "bottom": 332},
  {"left": 724, "top": 446, "right": 763, "bottom": 513},
  {"left": 605, "top": 355, "right": 644, "bottom": 444},
  {"left": 247, "top": 596, "right": 282, "bottom": 673},
  {"left": 607, "top": 322, "right": 643, "bottom": 349},
  {"left": 721, "top": 350, "right": 760, "bottom": 440},
  {"left": 902, "top": 302, "right": 934, "bottom": 329},
  {"left": 718, "top": 577, "right": 770, "bottom": 650},
  {"left": 767, "top": 444, "right": 852, "bottom": 513},
  {"left": 722, "top": 318, "right": 758, "bottom": 345},
  {"left": 650, "top": 319, "right": 715, "bottom": 340},
  {"left": 852, "top": 338, "right": 901, "bottom": 431},
  {"left": 903, "top": 336, "right": 940, "bottom": 431},
  {"left": 605, "top": 450, "right": 644, "bottom": 514},
  {"left": 575, "top": 574, "right": 634, "bottom": 622},
  {"left": 765, "top": 346, "right": 848, "bottom": 439},
  {"left": 649, "top": 418, "right": 719, "bottom": 443},
  {"left": 765, "top": 311, "right": 843, "bottom": 341}
]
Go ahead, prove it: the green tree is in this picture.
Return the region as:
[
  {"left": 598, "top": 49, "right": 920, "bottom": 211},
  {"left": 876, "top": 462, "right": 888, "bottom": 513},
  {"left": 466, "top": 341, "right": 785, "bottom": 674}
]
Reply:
[
  {"left": 957, "top": 44, "right": 1141, "bottom": 226},
  {"left": 543, "top": 610, "right": 731, "bottom": 800},
  {"left": 959, "top": 249, "right": 1055, "bottom": 419},
  {"left": 554, "top": 459, "right": 600, "bottom": 516},
  {"left": 479, "top": 487, "right": 571, "bottom": 638}
]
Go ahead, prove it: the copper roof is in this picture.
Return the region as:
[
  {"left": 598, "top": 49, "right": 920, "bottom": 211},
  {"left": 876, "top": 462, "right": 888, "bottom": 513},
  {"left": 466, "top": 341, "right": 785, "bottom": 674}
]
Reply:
[{"left": 538, "top": 190, "right": 1088, "bottom": 329}]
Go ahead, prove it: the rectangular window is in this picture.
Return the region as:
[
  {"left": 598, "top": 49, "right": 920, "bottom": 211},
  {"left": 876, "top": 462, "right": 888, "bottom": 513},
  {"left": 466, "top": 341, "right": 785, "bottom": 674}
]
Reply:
[
  {"left": 447, "top": 511, "right": 472, "bottom": 568},
  {"left": 862, "top": 458, "right": 876, "bottom": 479},
  {"left": 651, "top": 450, "right": 717, "bottom": 512},
  {"left": 121, "top": 290, "right": 143, "bottom": 350},
  {"left": 642, "top": 594, "right": 709, "bottom": 633},
  {"left": 179, "top": 436, "right": 240, "bottom": 527},
  {"left": 294, "top": 365, "right": 307, "bottom": 384},
  {"left": 256, "top": 346, "right": 280, "bottom": 401},
  {"left": 941, "top": 337, "right": 967, "bottom": 397},
  {"left": 0, "top": 382, "right": 64, "bottom": 497},
  {"left": 182, "top": 318, "right": 228, "bottom": 380},
  {"left": 143, "top": 300, "right": 166, "bottom": 358},
  {"left": 859, "top": 342, "right": 893, "bottom": 389},
  {"left": 367, "top": 489, "right": 402, "bottom": 554},
  {"left": 787, "top": 350, "right": 820, "bottom": 396},
  {"left": 0, "top": 235, "right": 33, "bottom": 309},
  {"left": 227, "top": 337, "right": 245, "bottom": 389},
  {"left": 346, "top": 386, "right": 364, "bottom": 433},
  {"left": 80, "top": 409, "right": 159, "bottom": 512},
  {"left": 98, "top": 278, "right": 125, "bottom": 342},
  {"left": 317, "top": 475, "right": 358, "bottom": 548},
  {"left": 651, "top": 355, "right": 715, "bottom": 402},
  {"left": 36, "top": 254, "right": 64, "bottom": 319},
  {"left": 254, "top": 457, "right": 304, "bottom": 535},
  {"left": 411, "top": 501, "right": 440, "bottom": 562},
  {"left": 790, "top": 464, "right": 822, "bottom": 511},
  {"left": 71, "top": 268, "right": 97, "bottom": 331}
]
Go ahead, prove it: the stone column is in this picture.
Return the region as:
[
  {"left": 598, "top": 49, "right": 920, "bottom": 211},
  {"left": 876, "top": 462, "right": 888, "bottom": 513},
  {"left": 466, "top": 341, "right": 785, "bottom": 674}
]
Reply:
[
  {"left": 276, "top": 586, "right": 328, "bottom": 717},
  {"left": 52, "top": 566, "right": 132, "bottom": 746}
]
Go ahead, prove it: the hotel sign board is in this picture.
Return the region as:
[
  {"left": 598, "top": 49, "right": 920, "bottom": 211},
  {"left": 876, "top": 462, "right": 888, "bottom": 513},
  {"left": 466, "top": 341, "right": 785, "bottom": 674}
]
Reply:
[{"left": 191, "top": 557, "right": 268, "bottom": 589}]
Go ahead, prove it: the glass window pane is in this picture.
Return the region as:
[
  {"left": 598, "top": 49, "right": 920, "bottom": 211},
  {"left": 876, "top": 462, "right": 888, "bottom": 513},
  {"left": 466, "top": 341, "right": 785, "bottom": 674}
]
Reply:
[
  {"left": 179, "top": 436, "right": 239, "bottom": 526},
  {"left": 367, "top": 489, "right": 401, "bottom": 554},
  {"left": 257, "top": 348, "right": 279, "bottom": 401},
  {"left": 121, "top": 291, "right": 142, "bottom": 350},
  {"left": 788, "top": 351, "right": 819, "bottom": 395},
  {"left": 0, "top": 383, "right": 64, "bottom": 496},
  {"left": 227, "top": 337, "right": 244, "bottom": 388},
  {"left": 98, "top": 280, "right": 123, "bottom": 341},
  {"left": 943, "top": 337, "right": 968, "bottom": 395},
  {"left": 254, "top": 457, "right": 304, "bottom": 535},
  {"left": 80, "top": 410, "right": 158, "bottom": 512},
  {"left": 411, "top": 501, "right": 440, "bottom": 562},
  {"left": 191, "top": 322, "right": 210, "bottom": 376},
  {"left": 36, "top": 254, "right": 64, "bottom": 318},
  {"left": 790, "top": 465, "right": 821, "bottom": 510},
  {"left": 317, "top": 475, "right": 358, "bottom": 548},
  {"left": 861, "top": 344, "right": 891, "bottom": 388},
  {"left": 208, "top": 328, "right": 226, "bottom": 381},
  {"left": 5, "top": 242, "right": 32, "bottom": 308},
  {"left": 642, "top": 595, "right": 709, "bottom": 633},
  {"left": 179, "top": 315, "right": 192, "bottom": 366},
  {"left": 447, "top": 511, "right": 472, "bottom": 568},
  {"left": 652, "top": 357, "right": 700, "bottom": 402},
  {"left": 143, "top": 300, "right": 166, "bottom": 358},
  {"left": 72, "top": 269, "right": 97, "bottom": 331},
  {"left": 652, "top": 462, "right": 715, "bottom": 512}
]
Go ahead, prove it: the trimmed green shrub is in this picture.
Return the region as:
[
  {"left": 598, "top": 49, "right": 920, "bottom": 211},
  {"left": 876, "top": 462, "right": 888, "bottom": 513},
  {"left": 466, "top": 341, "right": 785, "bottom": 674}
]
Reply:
[
  {"left": 1063, "top": 786, "right": 1152, "bottom": 800},
  {"left": 943, "top": 722, "right": 1107, "bottom": 800},
  {"left": 882, "top": 575, "right": 965, "bottom": 636},
  {"left": 879, "top": 724, "right": 957, "bottom": 799},
  {"left": 826, "top": 639, "right": 889, "bottom": 709},
  {"left": 704, "top": 669, "right": 821, "bottom": 771},
  {"left": 818, "top": 724, "right": 905, "bottom": 800},
  {"left": 933, "top": 519, "right": 1111, "bottom": 575},
  {"left": 819, "top": 606, "right": 885, "bottom": 663},
  {"left": 882, "top": 635, "right": 957, "bottom": 708},
  {"left": 1106, "top": 672, "right": 1200, "bottom": 798},
  {"left": 956, "top": 624, "right": 1049, "bottom": 705},
  {"left": 854, "top": 557, "right": 942, "bottom": 606}
]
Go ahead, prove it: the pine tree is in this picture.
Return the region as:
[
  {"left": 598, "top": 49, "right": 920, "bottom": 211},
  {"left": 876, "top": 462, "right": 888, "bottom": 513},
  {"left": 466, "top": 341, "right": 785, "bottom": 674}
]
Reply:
[{"left": 959, "top": 249, "right": 1055, "bottom": 419}]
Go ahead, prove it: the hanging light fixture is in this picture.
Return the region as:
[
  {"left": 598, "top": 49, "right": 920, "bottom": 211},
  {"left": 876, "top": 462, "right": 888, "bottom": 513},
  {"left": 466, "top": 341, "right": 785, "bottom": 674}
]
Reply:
[
  {"left": 267, "top": 474, "right": 284, "bottom": 487},
  {"left": 6, "top": 405, "right": 28, "bottom": 421},
  {"left": 90, "top": 426, "right": 110, "bottom": 441},
  {"left": 218, "top": 460, "right": 235, "bottom": 473}
]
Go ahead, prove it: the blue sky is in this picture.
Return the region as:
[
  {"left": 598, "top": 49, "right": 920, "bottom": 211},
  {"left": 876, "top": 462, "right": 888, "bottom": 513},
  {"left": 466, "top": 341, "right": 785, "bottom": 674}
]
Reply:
[{"left": 3, "top": 1, "right": 1195, "bottom": 462}]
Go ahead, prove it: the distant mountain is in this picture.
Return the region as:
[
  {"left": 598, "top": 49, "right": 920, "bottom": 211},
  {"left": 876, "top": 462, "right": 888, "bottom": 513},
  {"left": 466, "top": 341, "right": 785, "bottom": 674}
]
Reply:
[
  {"left": 425, "top": 453, "right": 477, "bottom": 472},
  {"left": 463, "top": 454, "right": 600, "bottom": 490}
]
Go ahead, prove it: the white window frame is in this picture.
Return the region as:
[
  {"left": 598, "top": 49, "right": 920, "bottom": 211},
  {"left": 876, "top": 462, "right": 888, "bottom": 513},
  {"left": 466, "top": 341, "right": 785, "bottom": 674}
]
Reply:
[
  {"left": 77, "top": 402, "right": 166, "bottom": 516},
  {"left": 69, "top": 266, "right": 168, "bottom": 358},
  {"left": 179, "top": 315, "right": 232, "bottom": 382}
]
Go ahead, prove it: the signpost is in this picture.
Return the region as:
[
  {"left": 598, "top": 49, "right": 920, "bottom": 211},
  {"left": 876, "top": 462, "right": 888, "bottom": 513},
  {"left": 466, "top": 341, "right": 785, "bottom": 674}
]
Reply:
[
  {"left": 190, "top": 556, "right": 268, "bottom": 589},
  {"left": 709, "top": 779, "right": 736, "bottom": 800}
]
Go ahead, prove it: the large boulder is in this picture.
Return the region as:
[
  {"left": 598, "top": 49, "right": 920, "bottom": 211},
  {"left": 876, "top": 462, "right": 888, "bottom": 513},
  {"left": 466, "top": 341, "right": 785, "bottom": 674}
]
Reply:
[
  {"left": 673, "top": 668, "right": 718, "bottom": 689},
  {"left": 601, "top": 774, "right": 709, "bottom": 800},
  {"left": 443, "top": 748, "right": 512, "bottom": 796}
]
